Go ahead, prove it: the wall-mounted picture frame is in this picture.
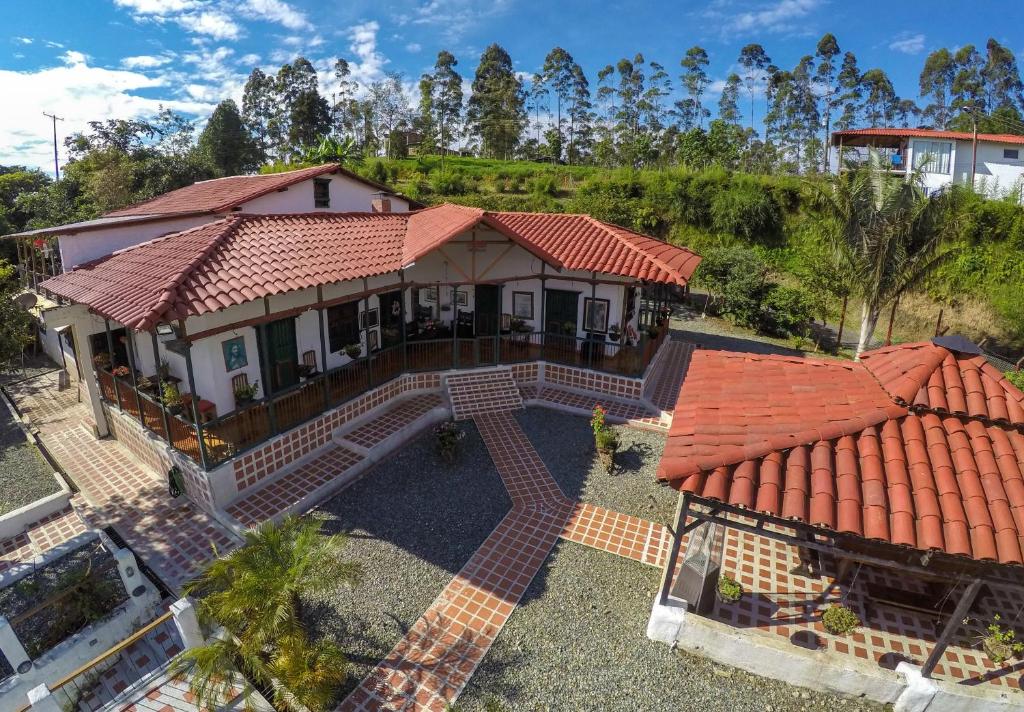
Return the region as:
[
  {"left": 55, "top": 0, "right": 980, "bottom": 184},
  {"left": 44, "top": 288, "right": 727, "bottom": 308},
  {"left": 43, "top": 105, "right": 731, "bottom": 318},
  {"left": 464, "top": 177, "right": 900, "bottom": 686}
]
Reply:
[
  {"left": 583, "top": 297, "right": 610, "bottom": 333},
  {"left": 368, "top": 329, "right": 379, "bottom": 352},
  {"left": 455, "top": 290, "right": 468, "bottom": 306},
  {"left": 512, "top": 291, "right": 534, "bottom": 319},
  {"left": 360, "top": 308, "right": 379, "bottom": 330},
  {"left": 222, "top": 336, "right": 248, "bottom": 371},
  {"left": 423, "top": 286, "right": 438, "bottom": 303}
]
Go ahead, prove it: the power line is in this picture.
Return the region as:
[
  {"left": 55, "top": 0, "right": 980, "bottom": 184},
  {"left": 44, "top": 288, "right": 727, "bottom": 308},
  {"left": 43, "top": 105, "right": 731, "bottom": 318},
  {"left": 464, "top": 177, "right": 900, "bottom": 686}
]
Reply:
[{"left": 42, "top": 112, "right": 64, "bottom": 181}]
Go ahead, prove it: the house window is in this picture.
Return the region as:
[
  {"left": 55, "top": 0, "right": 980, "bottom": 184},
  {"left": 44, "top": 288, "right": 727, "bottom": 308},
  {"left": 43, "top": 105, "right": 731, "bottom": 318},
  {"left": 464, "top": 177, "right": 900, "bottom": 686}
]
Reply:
[
  {"left": 1005, "top": 149, "right": 1020, "bottom": 160},
  {"left": 912, "top": 140, "right": 952, "bottom": 174},
  {"left": 327, "top": 301, "right": 359, "bottom": 352},
  {"left": 313, "top": 178, "right": 330, "bottom": 208}
]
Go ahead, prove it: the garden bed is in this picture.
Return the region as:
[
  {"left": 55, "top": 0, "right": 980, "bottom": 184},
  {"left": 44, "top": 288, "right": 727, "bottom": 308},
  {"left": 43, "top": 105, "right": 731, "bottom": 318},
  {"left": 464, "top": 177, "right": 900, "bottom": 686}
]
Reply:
[
  {"left": 513, "top": 408, "right": 676, "bottom": 524},
  {"left": 307, "top": 419, "right": 511, "bottom": 698},
  {"left": 0, "top": 399, "right": 59, "bottom": 516},
  {"left": 455, "top": 541, "right": 884, "bottom": 712},
  {"left": 0, "top": 538, "right": 128, "bottom": 659}
]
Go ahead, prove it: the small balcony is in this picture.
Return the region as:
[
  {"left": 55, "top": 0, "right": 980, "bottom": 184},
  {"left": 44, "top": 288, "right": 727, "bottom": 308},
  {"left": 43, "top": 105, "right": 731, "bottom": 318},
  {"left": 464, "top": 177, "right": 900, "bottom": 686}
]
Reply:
[{"left": 95, "top": 327, "right": 669, "bottom": 471}]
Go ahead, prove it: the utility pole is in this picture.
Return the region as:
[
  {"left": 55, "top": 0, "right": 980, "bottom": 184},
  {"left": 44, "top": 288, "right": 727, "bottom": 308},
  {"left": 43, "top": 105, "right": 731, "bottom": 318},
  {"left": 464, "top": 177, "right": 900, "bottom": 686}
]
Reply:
[
  {"left": 42, "top": 112, "right": 63, "bottom": 180},
  {"left": 970, "top": 105, "right": 979, "bottom": 190}
]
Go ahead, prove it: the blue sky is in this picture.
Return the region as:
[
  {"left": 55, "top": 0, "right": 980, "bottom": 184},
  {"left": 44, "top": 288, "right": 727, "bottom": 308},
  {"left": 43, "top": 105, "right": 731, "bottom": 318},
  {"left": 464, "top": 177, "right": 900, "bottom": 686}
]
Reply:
[{"left": 4, "top": 0, "right": 1024, "bottom": 171}]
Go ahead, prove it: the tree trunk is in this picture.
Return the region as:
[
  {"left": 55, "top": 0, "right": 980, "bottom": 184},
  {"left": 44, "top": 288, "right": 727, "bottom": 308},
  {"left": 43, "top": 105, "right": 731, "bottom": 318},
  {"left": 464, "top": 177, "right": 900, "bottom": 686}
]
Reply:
[
  {"left": 855, "top": 302, "right": 880, "bottom": 359},
  {"left": 835, "top": 295, "right": 848, "bottom": 354}
]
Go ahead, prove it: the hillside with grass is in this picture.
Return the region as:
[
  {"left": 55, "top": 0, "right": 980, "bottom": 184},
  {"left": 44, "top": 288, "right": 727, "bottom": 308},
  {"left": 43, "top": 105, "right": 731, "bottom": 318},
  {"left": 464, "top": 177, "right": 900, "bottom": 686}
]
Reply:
[{"left": 352, "top": 155, "right": 1024, "bottom": 355}]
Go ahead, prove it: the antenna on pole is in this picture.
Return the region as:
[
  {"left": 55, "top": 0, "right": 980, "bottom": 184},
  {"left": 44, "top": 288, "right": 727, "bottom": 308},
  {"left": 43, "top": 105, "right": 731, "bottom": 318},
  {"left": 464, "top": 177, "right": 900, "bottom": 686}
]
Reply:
[{"left": 42, "top": 112, "right": 64, "bottom": 180}]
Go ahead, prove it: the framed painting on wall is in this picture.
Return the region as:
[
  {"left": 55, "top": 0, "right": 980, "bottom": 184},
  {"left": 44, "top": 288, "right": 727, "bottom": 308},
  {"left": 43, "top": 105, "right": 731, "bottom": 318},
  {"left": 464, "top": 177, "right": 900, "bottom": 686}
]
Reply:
[
  {"left": 512, "top": 291, "right": 534, "bottom": 319},
  {"left": 424, "top": 286, "right": 438, "bottom": 303},
  {"left": 368, "top": 329, "right": 379, "bottom": 352},
  {"left": 360, "top": 308, "right": 380, "bottom": 330},
  {"left": 222, "top": 336, "right": 248, "bottom": 371},
  {"left": 583, "top": 298, "right": 610, "bottom": 333},
  {"left": 455, "top": 290, "right": 468, "bottom": 306}
]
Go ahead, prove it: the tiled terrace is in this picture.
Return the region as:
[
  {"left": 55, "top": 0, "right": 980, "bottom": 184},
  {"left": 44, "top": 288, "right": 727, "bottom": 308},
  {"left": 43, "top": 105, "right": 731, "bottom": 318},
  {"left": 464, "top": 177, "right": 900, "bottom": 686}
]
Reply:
[
  {"left": 669, "top": 519, "right": 1024, "bottom": 691},
  {"left": 0, "top": 504, "right": 88, "bottom": 573},
  {"left": 339, "top": 393, "right": 444, "bottom": 451},
  {"left": 3, "top": 373, "right": 238, "bottom": 592}
]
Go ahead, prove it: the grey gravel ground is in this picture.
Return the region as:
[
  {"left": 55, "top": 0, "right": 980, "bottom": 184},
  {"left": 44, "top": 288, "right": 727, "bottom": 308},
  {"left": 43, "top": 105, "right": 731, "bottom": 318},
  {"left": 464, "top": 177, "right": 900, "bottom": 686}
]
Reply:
[
  {"left": 307, "top": 420, "right": 511, "bottom": 698},
  {"left": 0, "top": 353, "right": 61, "bottom": 386},
  {"left": 669, "top": 300, "right": 810, "bottom": 357},
  {"left": 0, "top": 395, "right": 59, "bottom": 516},
  {"left": 514, "top": 408, "right": 676, "bottom": 525},
  {"left": 455, "top": 541, "right": 885, "bottom": 712}
]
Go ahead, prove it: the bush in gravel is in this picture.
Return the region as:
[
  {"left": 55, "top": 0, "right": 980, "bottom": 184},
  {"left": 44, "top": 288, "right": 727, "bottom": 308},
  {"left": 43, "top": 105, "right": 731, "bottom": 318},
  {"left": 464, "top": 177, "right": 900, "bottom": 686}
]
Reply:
[
  {"left": 435, "top": 420, "right": 466, "bottom": 463},
  {"left": 177, "top": 516, "right": 362, "bottom": 712},
  {"left": 822, "top": 603, "right": 860, "bottom": 636},
  {"left": 717, "top": 575, "right": 743, "bottom": 604}
]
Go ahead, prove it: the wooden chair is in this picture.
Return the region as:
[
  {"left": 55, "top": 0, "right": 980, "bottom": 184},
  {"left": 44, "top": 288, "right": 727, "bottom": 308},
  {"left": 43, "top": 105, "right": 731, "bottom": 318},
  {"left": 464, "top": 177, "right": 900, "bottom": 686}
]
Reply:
[
  {"left": 231, "top": 373, "right": 249, "bottom": 391},
  {"left": 299, "top": 350, "right": 319, "bottom": 378}
]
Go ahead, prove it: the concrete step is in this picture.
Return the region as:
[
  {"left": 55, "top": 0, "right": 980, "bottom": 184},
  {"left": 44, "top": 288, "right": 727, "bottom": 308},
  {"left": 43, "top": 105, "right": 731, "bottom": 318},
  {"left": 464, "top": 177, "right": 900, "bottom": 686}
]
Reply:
[{"left": 445, "top": 368, "right": 523, "bottom": 420}]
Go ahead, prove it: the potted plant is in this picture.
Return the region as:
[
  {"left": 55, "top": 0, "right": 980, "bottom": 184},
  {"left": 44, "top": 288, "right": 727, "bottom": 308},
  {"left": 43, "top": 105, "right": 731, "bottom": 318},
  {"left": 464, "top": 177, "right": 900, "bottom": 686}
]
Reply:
[
  {"left": 434, "top": 420, "right": 465, "bottom": 463},
  {"left": 233, "top": 380, "right": 260, "bottom": 406},
  {"left": 112, "top": 365, "right": 130, "bottom": 379},
  {"left": 137, "top": 375, "right": 156, "bottom": 394},
  {"left": 93, "top": 352, "right": 111, "bottom": 371},
  {"left": 980, "top": 615, "right": 1024, "bottom": 664},
  {"left": 717, "top": 575, "right": 743, "bottom": 604},
  {"left": 822, "top": 603, "right": 860, "bottom": 636},
  {"left": 591, "top": 405, "right": 619, "bottom": 473},
  {"left": 608, "top": 323, "right": 621, "bottom": 343},
  {"left": 344, "top": 343, "right": 362, "bottom": 360},
  {"left": 562, "top": 321, "right": 576, "bottom": 336},
  {"left": 162, "top": 382, "right": 183, "bottom": 415}
]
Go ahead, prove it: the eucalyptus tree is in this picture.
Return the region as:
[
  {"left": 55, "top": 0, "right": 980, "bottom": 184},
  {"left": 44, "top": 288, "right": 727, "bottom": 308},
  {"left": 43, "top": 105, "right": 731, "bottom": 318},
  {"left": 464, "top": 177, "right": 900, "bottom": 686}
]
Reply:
[
  {"left": 815, "top": 33, "right": 841, "bottom": 171},
  {"left": 466, "top": 44, "right": 526, "bottom": 159},
  {"left": 835, "top": 52, "right": 863, "bottom": 131},
  {"left": 919, "top": 48, "right": 955, "bottom": 129},
  {"left": 981, "top": 38, "right": 1024, "bottom": 112},
  {"left": 718, "top": 73, "right": 743, "bottom": 126},
  {"left": 542, "top": 47, "right": 576, "bottom": 161},
  {"left": 861, "top": 68, "right": 897, "bottom": 126},
  {"left": 738, "top": 43, "right": 771, "bottom": 132},
  {"left": 432, "top": 50, "right": 464, "bottom": 158},
  {"left": 680, "top": 46, "right": 711, "bottom": 129},
  {"left": 566, "top": 63, "right": 593, "bottom": 164},
  {"left": 241, "top": 68, "right": 276, "bottom": 161},
  {"left": 332, "top": 58, "right": 360, "bottom": 138}
]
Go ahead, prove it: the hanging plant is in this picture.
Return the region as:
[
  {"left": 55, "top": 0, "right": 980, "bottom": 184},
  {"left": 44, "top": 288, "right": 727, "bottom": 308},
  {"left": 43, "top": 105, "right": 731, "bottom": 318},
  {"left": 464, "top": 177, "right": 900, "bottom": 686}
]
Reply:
[
  {"left": 717, "top": 575, "right": 743, "bottom": 604},
  {"left": 979, "top": 615, "right": 1024, "bottom": 664},
  {"left": 822, "top": 603, "right": 860, "bottom": 636}
]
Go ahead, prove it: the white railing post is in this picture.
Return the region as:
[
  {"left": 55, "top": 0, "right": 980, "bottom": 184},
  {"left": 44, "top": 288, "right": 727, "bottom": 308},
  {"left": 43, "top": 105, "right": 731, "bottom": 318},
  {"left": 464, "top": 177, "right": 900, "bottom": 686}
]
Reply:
[
  {"left": 0, "top": 615, "right": 31, "bottom": 675},
  {"left": 114, "top": 548, "right": 149, "bottom": 600},
  {"left": 27, "top": 684, "right": 62, "bottom": 712},
  {"left": 170, "top": 597, "right": 205, "bottom": 650}
]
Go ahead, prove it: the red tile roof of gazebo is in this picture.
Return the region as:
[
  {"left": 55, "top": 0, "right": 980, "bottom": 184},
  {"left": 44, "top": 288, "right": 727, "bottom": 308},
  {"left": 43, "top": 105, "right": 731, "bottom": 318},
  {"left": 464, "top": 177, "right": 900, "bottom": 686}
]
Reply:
[
  {"left": 40, "top": 205, "right": 701, "bottom": 331},
  {"left": 657, "top": 343, "right": 1024, "bottom": 566}
]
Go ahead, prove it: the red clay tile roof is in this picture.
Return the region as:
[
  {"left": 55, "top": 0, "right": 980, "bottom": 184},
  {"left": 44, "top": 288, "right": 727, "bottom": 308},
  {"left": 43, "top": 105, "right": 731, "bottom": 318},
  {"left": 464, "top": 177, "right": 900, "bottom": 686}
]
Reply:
[
  {"left": 832, "top": 127, "right": 1024, "bottom": 146},
  {"left": 658, "top": 344, "right": 1024, "bottom": 566},
  {"left": 103, "top": 165, "right": 346, "bottom": 217},
  {"left": 40, "top": 206, "right": 700, "bottom": 330}
]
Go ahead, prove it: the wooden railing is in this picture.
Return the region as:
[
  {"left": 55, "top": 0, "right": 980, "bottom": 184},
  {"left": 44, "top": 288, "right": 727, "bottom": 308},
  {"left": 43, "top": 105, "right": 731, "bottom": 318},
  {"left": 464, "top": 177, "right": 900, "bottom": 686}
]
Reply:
[{"left": 97, "top": 328, "right": 668, "bottom": 471}]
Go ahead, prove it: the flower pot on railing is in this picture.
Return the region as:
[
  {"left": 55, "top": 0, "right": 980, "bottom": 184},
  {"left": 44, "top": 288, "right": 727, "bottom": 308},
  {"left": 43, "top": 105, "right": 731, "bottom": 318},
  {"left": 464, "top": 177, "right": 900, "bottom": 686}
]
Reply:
[
  {"left": 297, "top": 363, "right": 316, "bottom": 379},
  {"left": 344, "top": 344, "right": 362, "bottom": 360},
  {"left": 233, "top": 380, "right": 260, "bottom": 408}
]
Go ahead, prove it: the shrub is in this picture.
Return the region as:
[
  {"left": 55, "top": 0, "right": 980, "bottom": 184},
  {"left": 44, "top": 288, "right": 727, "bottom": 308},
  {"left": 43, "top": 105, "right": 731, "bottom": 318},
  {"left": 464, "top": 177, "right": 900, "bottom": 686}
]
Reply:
[
  {"left": 435, "top": 420, "right": 465, "bottom": 463},
  {"left": 697, "top": 245, "right": 771, "bottom": 327},
  {"left": 366, "top": 159, "right": 388, "bottom": 185},
  {"left": 430, "top": 170, "right": 469, "bottom": 195},
  {"left": 981, "top": 614, "right": 1024, "bottom": 663},
  {"left": 717, "top": 575, "right": 743, "bottom": 603},
  {"left": 822, "top": 603, "right": 860, "bottom": 635},
  {"left": 710, "top": 177, "right": 783, "bottom": 240},
  {"left": 760, "top": 284, "right": 814, "bottom": 337},
  {"left": 594, "top": 426, "right": 618, "bottom": 452},
  {"left": 1006, "top": 370, "right": 1024, "bottom": 392},
  {"left": 527, "top": 174, "right": 558, "bottom": 197}
]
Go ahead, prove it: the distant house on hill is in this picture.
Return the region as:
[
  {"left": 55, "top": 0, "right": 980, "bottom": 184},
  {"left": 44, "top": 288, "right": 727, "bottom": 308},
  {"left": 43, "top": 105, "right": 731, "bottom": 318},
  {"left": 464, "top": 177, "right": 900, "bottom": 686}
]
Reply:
[{"left": 832, "top": 127, "right": 1024, "bottom": 202}]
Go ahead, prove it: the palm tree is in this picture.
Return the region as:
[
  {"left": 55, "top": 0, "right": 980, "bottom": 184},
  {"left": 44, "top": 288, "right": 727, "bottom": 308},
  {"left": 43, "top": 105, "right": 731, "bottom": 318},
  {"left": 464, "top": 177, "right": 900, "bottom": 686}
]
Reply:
[
  {"left": 810, "top": 150, "right": 959, "bottom": 356},
  {"left": 301, "top": 136, "right": 363, "bottom": 167},
  {"left": 173, "top": 516, "right": 361, "bottom": 712}
]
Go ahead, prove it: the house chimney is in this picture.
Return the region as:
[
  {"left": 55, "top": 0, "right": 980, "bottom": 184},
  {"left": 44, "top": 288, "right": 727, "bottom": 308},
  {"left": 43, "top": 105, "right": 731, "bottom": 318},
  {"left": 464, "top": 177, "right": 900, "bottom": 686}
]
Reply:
[{"left": 371, "top": 197, "right": 392, "bottom": 213}]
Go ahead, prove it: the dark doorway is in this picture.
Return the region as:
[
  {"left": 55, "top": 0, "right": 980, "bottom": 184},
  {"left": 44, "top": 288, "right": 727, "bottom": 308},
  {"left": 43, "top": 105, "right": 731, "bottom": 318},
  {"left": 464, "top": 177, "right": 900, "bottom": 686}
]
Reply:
[
  {"left": 89, "top": 328, "right": 128, "bottom": 367},
  {"left": 259, "top": 318, "right": 298, "bottom": 393},
  {"left": 544, "top": 289, "right": 579, "bottom": 335},
  {"left": 475, "top": 285, "right": 500, "bottom": 336},
  {"left": 378, "top": 290, "right": 403, "bottom": 348}
]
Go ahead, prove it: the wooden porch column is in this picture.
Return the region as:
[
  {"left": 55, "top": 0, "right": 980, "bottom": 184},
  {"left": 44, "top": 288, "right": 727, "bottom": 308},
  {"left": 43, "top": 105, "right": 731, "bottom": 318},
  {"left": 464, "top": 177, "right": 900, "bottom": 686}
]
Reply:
[
  {"left": 922, "top": 578, "right": 983, "bottom": 678},
  {"left": 316, "top": 286, "right": 329, "bottom": 411},
  {"left": 361, "top": 278, "right": 371, "bottom": 388},
  {"left": 399, "top": 271, "right": 408, "bottom": 373},
  {"left": 540, "top": 263, "right": 547, "bottom": 354},
  {"left": 179, "top": 320, "right": 210, "bottom": 470},
  {"left": 150, "top": 330, "right": 171, "bottom": 441},
  {"left": 495, "top": 282, "right": 503, "bottom": 363},
  {"left": 588, "top": 271, "right": 598, "bottom": 369},
  {"left": 658, "top": 493, "right": 690, "bottom": 606},
  {"left": 123, "top": 329, "right": 145, "bottom": 428},
  {"left": 450, "top": 283, "right": 458, "bottom": 369},
  {"left": 104, "top": 319, "right": 121, "bottom": 411}
]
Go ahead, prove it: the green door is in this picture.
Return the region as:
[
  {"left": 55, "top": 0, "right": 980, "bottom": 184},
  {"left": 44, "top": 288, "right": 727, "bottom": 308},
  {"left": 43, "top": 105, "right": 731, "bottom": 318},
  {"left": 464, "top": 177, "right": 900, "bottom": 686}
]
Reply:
[
  {"left": 544, "top": 289, "right": 579, "bottom": 334},
  {"left": 261, "top": 318, "right": 298, "bottom": 393},
  {"left": 475, "top": 285, "right": 500, "bottom": 336},
  {"left": 378, "top": 290, "right": 403, "bottom": 348}
]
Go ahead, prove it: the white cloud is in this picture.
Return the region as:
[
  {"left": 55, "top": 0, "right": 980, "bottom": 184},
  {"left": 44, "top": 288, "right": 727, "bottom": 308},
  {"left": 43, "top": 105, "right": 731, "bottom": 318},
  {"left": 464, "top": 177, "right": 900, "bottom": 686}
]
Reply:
[
  {"left": 44, "top": 40, "right": 65, "bottom": 49},
  {"left": 121, "top": 54, "right": 175, "bottom": 69},
  {"left": 714, "top": 0, "right": 820, "bottom": 35},
  {"left": 238, "top": 52, "right": 261, "bottom": 65},
  {"left": 14, "top": 37, "right": 33, "bottom": 45},
  {"left": 112, "top": 0, "right": 199, "bottom": 13},
  {"left": 175, "top": 10, "right": 242, "bottom": 40},
  {"left": 408, "top": 0, "right": 511, "bottom": 41},
  {"left": 0, "top": 54, "right": 212, "bottom": 170},
  {"left": 890, "top": 33, "right": 925, "bottom": 55},
  {"left": 347, "top": 21, "right": 388, "bottom": 86},
  {"left": 237, "top": 0, "right": 310, "bottom": 30},
  {"left": 405, "top": 42, "right": 422, "bottom": 53}
]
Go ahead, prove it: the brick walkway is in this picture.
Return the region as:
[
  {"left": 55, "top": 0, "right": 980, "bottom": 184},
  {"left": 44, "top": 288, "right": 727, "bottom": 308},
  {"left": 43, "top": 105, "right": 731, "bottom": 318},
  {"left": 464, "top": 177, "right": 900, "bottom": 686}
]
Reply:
[
  {"left": 4, "top": 373, "right": 238, "bottom": 593},
  {"left": 340, "top": 404, "right": 671, "bottom": 711},
  {"left": 0, "top": 504, "right": 88, "bottom": 573}
]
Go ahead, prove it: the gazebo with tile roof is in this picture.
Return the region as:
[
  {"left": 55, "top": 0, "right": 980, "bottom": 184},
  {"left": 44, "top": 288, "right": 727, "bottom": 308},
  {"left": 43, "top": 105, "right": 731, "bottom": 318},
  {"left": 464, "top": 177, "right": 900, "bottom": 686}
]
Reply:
[{"left": 655, "top": 338, "right": 1024, "bottom": 680}]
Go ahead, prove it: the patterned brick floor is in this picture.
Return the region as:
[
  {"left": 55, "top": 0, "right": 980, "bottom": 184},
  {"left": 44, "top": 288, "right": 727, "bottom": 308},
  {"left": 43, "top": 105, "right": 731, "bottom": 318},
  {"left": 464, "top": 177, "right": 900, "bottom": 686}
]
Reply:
[
  {"left": 445, "top": 369, "right": 523, "bottom": 420},
  {"left": 670, "top": 521, "right": 1024, "bottom": 691},
  {"left": 96, "top": 668, "right": 247, "bottom": 712},
  {"left": 4, "top": 373, "right": 238, "bottom": 593},
  {"left": 519, "top": 384, "right": 660, "bottom": 428},
  {"left": 339, "top": 394, "right": 444, "bottom": 451},
  {"left": 0, "top": 504, "right": 88, "bottom": 573},
  {"left": 226, "top": 444, "right": 365, "bottom": 529},
  {"left": 561, "top": 501, "right": 669, "bottom": 568},
  {"left": 642, "top": 340, "right": 695, "bottom": 413}
]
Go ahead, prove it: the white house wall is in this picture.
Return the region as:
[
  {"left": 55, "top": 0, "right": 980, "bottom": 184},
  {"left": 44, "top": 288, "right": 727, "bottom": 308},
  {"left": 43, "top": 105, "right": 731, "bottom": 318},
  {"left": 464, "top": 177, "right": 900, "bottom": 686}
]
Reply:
[
  {"left": 58, "top": 215, "right": 216, "bottom": 271},
  {"left": 906, "top": 139, "right": 1024, "bottom": 201},
  {"left": 237, "top": 173, "right": 411, "bottom": 214}
]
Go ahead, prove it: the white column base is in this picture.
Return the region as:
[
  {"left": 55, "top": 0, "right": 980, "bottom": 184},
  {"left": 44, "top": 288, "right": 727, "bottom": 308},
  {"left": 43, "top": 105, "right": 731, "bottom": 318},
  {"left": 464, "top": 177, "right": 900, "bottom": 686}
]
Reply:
[
  {"left": 646, "top": 599, "right": 687, "bottom": 645},
  {"left": 894, "top": 662, "right": 938, "bottom": 712},
  {"left": 28, "top": 684, "right": 62, "bottom": 712},
  {"left": 0, "top": 615, "right": 31, "bottom": 675},
  {"left": 171, "top": 597, "right": 205, "bottom": 650}
]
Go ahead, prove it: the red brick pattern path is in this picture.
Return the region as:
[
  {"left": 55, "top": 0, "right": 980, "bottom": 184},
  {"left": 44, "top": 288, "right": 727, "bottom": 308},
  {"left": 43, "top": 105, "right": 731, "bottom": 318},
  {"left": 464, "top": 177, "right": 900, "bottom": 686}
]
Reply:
[{"left": 340, "top": 408, "right": 669, "bottom": 711}]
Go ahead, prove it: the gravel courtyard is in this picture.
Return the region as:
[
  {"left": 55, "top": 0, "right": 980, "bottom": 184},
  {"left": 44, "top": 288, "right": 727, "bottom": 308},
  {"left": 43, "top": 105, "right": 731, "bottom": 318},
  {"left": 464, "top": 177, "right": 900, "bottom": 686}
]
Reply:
[
  {"left": 0, "top": 392, "right": 59, "bottom": 516},
  {"left": 306, "top": 420, "right": 511, "bottom": 698}
]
